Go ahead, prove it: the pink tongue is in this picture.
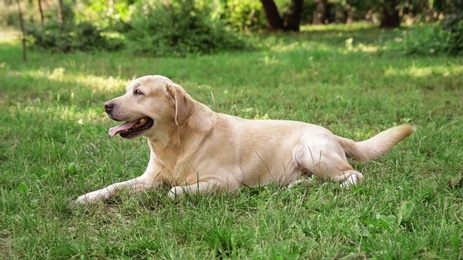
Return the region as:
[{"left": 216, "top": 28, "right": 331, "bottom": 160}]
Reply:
[{"left": 108, "top": 121, "right": 138, "bottom": 137}]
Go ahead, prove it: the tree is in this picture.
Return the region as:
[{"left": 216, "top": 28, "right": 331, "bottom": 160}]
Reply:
[
  {"left": 57, "top": 0, "right": 64, "bottom": 24},
  {"left": 260, "top": 0, "right": 284, "bottom": 29},
  {"left": 16, "top": 0, "right": 27, "bottom": 61},
  {"left": 312, "top": 0, "right": 329, "bottom": 25},
  {"left": 260, "top": 0, "right": 304, "bottom": 31},
  {"left": 38, "top": 0, "right": 44, "bottom": 26},
  {"left": 285, "top": 0, "right": 303, "bottom": 31},
  {"left": 379, "top": 0, "right": 400, "bottom": 28}
]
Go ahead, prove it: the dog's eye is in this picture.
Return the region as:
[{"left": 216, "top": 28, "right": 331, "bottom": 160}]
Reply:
[{"left": 134, "top": 89, "right": 144, "bottom": 95}]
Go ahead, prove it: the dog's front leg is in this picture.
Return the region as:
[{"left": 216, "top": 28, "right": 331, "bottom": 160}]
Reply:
[
  {"left": 75, "top": 174, "right": 157, "bottom": 204},
  {"left": 168, "top": 181, "right": 222, "bottom": 199}
]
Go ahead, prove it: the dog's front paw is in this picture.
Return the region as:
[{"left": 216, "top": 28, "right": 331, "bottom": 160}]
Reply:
[{"left": 75, "top": 189, "right": 110, "bottom": 204}]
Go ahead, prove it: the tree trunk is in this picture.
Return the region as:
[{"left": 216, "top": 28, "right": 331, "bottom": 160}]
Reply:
[
  {"left": 380, "top": 0, "right": 401, "bottom": 28},
  {"left": 16, "top": 0, "right": 27, "bottom": 61},
  {"left": 312, "top": 0, "right": 327, "bottom": 25},
  {"left": 57, "top": 0, "right": 63, "bottom": 24},
  {"left": 38, "top": 0, "right": 44, "bottom": 26},
  {"left": 285, "top": 0, "right": 303, "bottom": 31},
  {"left": 260, "top": 0, "right": 284, "bottom": 30}
]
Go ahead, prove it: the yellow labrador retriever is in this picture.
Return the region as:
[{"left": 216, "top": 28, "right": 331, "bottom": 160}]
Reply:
[{"left": 76, "top": 75, "right": 414, "bottom": 203}]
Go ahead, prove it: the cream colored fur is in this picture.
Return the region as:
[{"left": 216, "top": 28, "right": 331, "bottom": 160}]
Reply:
[{"left": 76, "top": 75, "right": 415, "bottom": 203}]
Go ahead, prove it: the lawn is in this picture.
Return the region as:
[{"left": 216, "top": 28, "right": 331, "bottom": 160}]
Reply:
[{"left": 1, "top": 24, "right": 462, "bottom": 259}]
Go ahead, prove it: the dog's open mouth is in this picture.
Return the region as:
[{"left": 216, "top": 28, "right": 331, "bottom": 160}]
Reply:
[{"left": 108, "top": 117, "right": 154, "bottom": 138}]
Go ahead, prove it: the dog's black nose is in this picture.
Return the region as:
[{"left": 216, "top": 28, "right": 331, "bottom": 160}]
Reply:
[{"left": 104, "top": 102, "right": 114, "bottom": 112}]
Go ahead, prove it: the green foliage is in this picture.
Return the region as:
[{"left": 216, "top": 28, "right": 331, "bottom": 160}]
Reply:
[
  {"left": 442, "top": 1, "right": 463, "bottom": 55},
  {"left": 74, "top": 0, "right": 132, "bottom": 31},
  {"left": 217, "top": 0, "right": 266, "bottom": 31},
  {"left": 0, "top": 1, "right": 18, "bottom": 27},
  {"left": 7, "top": 0, "right": 460, "bottom": 55},
  {"left": 25, "top": 2, "right": 123, "bottom": 53},
  {"left": 443, "top": 20, "right": 463, "bottom": 55},
  {"left": 124, "top": 0, "right": 247, "bottom": 56},
  {"left": 386, "top": 24, "right": 462, "bottom": 56},
  {"left": 26, "top": 20, "right": 123, "bottom": 53}
]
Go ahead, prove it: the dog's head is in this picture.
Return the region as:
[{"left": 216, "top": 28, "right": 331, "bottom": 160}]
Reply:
[{"left": 105, "top": 75, "right": 195, "bottom": 139}]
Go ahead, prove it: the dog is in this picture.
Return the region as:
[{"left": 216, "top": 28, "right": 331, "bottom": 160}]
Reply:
[{"left": 76, "top": 75, "right": 415, "bottom": 203}]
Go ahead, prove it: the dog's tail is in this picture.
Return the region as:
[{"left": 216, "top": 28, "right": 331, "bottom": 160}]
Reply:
[{"left": 337, "top": 124, "right": 415, "bottom": 162}]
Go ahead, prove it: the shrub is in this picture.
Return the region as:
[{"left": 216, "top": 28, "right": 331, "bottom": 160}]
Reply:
[
  {"left": 74, "top": 0, "right": 131, "bottom": 32},
  {"left": 401, "top": 25, "right": 452, "bottom": 55},
  {"left": 385, "top": 23, "right": 462, "bottom": 56},
  {"left": 217, "top": 0, "right": 266, "bottom": 32},
  {"left": 124, "top": 0, "right": 247, "bottom": 56},
  {"left": 25, "top": 2, "right": 123, "bottom": 53},
  {"left": 441, "top": 3, "right": 463, "bottom": 55},
  {"left": 26, "top": 20, "right": 123, "bottom": 53},
  {"left": 385, "top": 0, "right": 463, "bottom": 57},
  {"left": 0, "top": 1, "right": 19, "bottom": 27}
]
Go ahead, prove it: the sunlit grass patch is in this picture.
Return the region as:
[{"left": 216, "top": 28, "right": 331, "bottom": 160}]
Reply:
[
  {"left": 301, "top": 22, "right": 377, "bottom": 32},
  {"left": 1, "top": 65, "right": 130, "bottom": 112},
  {"left": 6, "top": 101, "right": 104, "bottom": 126},
  {"left": 384, "top": 64, "right": 463, "bottom": 78},
  {"left": 0, "top": 27, "right": 20, "bottom": 43}
]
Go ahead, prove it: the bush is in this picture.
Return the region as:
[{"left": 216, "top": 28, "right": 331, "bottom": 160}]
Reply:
[
  {"left": 442, "top": 4, "right": 463, "bottom": 55},
  {"left": 385, "top": 23, "right": 462, "bottom": 56},
  {"left": 401, "top": 25, "right": 453, "bottom": 55},
  {"left": 25, "top": 2, "right": 123, "bottom": 53},
  {"left": 0, "top": 1, "right": 19, "bottom": 27},
  {"left": 124, "top": 0, "right": 247, "bottom": 56},
  {"left": 217, "top": 0, "right": 266, "bottom": 32},
  {"left": 26, "top": 20, "right": 122, "bottom": 53},
  {"left": 74, "top": 0, "right": 131, "bottom": 32},
  {"left": 385, "top": 0, "right": 463, "bottom": 57}
]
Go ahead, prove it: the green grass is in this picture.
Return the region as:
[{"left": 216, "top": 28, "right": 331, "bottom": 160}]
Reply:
[{"left": 1, "top": 24, "right": 462, "bottom": 259}]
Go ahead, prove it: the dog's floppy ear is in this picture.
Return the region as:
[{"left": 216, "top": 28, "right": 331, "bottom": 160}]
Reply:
[{"left": 166, "top": 83, "right": 195, "bottom": 127}]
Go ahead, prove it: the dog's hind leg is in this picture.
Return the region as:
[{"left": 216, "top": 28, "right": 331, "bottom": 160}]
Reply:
[
  {"left": 288, "top": 178, "right": 314, "bottom": 189},
  {"left": 295, "top": 143, "right": 364, "bottom": 189},
  {"left": 332, "top": 170, "right": 364, "bottom": 189}
]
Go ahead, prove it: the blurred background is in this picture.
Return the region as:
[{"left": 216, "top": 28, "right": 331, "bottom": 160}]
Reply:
[{"left": 2, "top": 0, "right": 462, "bottom": 57}]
